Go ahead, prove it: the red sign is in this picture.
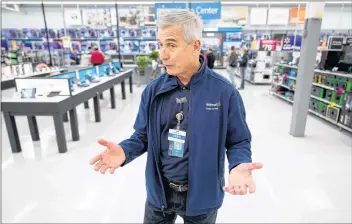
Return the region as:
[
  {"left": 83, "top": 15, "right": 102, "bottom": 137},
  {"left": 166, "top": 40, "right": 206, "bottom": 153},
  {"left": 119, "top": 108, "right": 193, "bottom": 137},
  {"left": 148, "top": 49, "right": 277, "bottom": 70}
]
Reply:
[{"left": 259, "top": 40, "right": 277, "bottom": 51}]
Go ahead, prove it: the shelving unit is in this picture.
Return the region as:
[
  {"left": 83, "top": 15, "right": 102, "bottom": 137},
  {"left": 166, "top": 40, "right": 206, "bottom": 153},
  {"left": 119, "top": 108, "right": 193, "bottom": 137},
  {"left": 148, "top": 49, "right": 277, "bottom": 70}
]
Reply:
[
  {"left": 270, "top": 63, "right": 352, "bottom": 133},
  {"left": 270, "top": 91, "right": 339, "bottom": 126}
]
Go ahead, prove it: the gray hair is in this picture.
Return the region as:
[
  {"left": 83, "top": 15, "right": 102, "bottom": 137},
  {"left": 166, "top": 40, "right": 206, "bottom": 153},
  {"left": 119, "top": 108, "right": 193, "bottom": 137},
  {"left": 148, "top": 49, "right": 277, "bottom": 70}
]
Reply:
[{"left": 157, "top": 9, "right": 203, "bottom": 44}]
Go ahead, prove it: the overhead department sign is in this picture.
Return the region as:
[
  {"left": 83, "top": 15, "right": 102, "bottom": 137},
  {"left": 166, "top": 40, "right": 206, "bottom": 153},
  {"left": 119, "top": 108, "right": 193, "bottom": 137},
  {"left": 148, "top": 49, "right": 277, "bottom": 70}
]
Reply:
[
  {"left": 154, "top": 2, "right": 221, "bottom": 20},
  {"left": 189, "top": 2, "right": 221, "bottom": 20}
]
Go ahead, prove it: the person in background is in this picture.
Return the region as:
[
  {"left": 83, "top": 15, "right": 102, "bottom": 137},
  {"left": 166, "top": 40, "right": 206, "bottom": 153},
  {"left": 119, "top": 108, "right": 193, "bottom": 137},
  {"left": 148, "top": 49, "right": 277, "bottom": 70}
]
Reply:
[
  {"left": 238, "top": 47, "right": 249, "bottom": 90},
  {"left": 200, "top": 50, "right": 208, "bottom": 65},
  {"left": 89, "top": 9, "right": 262, "bottom": 224},
  {"left": 90, "top": 46, "right": 105, "bottom": 66},
  {"left": 70, "top": 49, "right": 80, "bottom": 65},
  {"left": 87, "top": 46, "right": 92, "bottom": 54},
  {"left": 228, "top": 46, "right": 238, "bottom": 87},
  {"left": 206, "top": 48, "right": 215, "bottom": 69}
]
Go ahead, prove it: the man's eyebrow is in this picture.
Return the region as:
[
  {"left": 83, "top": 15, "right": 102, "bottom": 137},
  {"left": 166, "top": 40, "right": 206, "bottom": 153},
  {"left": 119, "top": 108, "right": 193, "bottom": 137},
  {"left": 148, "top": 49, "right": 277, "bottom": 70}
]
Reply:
[{"left": 157, "top": 38, "right": 178, "bottom": 43}]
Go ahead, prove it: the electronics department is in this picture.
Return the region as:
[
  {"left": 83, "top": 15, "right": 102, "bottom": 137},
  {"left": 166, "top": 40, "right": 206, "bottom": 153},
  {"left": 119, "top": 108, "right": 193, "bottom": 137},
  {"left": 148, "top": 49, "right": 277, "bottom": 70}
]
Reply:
[{"left": 1, "top": 1, "right": 352, "bottom": 223}]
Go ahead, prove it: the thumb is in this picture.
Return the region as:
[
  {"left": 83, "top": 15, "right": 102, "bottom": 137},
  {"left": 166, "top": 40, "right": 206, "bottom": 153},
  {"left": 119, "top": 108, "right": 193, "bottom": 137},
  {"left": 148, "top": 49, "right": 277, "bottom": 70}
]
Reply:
[
  {"left": 246, "top": 162, "right": 263, "bottom": 171},
  {"left": 97, "top": 137, "right": 116, "bottom": 149}
]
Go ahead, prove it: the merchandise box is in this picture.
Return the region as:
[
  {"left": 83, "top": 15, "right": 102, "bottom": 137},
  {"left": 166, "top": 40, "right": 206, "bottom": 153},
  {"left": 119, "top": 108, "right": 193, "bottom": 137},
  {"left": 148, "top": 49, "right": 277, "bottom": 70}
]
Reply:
[
  {"left": 61, "top": 28, "right": 80, "bottom": 39},
  {"left": 81, "top": 28, "right": 98, "bottom": 38},
  {"left": 39, "top": 28, "right": 58, "bottom": 38},
  {"left": 2, "top": 28, "right": 19, "bottom": 39},
  {"left": 120, "top": 28, "right": 138, "bottom": 38},
  {"left": 142, "top": 28, "right": 157, "bottom": 38},
  {"left": 22, "top": 28, "right": 41, "bottom": 39},
  {"left": 139, "top": 41, "right": 157, "bottom": 53},
  {"left": 100, "top": 28, "right": 116, "bottom": 38},
  {"left": 120, "top": 40, "right": 139, "bottom": 53},
  {"left": 326, "top": 106, "right": 340, "bottom": 122}
]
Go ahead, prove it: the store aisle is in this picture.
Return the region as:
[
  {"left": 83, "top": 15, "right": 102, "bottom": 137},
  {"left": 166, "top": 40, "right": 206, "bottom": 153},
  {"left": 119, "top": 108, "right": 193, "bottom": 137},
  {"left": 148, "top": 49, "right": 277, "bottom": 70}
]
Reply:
[{"left": 2, "top": 70, "right": 351, "bottom": 223}]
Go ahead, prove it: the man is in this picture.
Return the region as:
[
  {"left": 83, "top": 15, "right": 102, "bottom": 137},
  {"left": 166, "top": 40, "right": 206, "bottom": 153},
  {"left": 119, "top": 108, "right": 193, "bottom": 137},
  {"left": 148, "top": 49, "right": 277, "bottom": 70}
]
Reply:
[
  {"left": 90, "top": 9, "right": 262, "bottom": 224},
  {"left": 238, "top": 47, "right": 249, "bottom": 90},
  {"left": 228, "top": 46, "right": 238, "bottom": 87},
  {"left": 70, "top": 48, "right": 80, "bottom": 65},
  {"left": 206, "top": 48, "right": 215, "bottom": 69},
  {"left": 90, "top": 46, "right": 105, "bottom": 66}
]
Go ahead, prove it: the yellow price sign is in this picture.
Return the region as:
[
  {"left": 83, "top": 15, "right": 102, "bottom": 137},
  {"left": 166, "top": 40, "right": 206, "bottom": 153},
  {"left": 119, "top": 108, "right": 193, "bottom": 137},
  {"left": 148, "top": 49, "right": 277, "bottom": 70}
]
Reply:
[{"left": 62, "top": 36, "right": 71, "bottom": 48}]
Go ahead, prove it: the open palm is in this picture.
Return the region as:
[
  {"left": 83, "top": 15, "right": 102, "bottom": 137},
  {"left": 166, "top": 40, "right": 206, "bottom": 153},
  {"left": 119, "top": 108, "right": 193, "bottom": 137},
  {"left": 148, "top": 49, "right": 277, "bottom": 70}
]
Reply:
[
  {"left": 223, "top": 162, "right": 263, "bottom": 195},
  {"left": 89, "top": 138, "right": 126, "bottom": 174}
]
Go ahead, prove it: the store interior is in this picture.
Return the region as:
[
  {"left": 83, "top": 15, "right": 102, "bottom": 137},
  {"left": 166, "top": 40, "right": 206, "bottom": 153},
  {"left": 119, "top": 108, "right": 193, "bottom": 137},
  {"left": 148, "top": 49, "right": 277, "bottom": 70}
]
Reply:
[{"left": 1, "top": 1, "right": 352, "bottom": 223}]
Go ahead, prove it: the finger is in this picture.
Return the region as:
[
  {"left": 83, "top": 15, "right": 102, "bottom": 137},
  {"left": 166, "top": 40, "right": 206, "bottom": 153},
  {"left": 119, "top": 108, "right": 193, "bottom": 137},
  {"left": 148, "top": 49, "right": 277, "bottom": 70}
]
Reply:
[
  {"left": 233, "top": 186, "right": 241, "bottom": 195},
  {"left": 94, "top": 160, "right": 105, "bottom": 171},
  {"left": 228, "top": 186, "right": 236, "bottom": 194},
  {"left": 239, "top": 186, "right": 247, "bottom": 195},
  {"left": 248, "top": 182, "right": 256, "bottom": 194},
  {"left": 109, "top": 167, "right": 117, "bottom": 174},
  {"left": 246, "top": 162, "right": 263, "bottom": 171},
  {"left": 97, "top": 138, "right": 115, "bottom": 149},
  {"left": 223, "top": 186, "right": 234, "bottom": 194},
  {"left": 100, "top": 165, "right": 109, "bottom": 174},
  {"left": 89, "top": 153, "right": 102, "bottom": 165}
]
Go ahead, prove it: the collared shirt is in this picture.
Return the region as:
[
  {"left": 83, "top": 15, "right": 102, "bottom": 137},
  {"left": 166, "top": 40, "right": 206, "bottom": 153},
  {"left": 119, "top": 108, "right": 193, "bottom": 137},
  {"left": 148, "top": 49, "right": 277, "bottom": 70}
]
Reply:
[{"left": 160, "top": 78, "right": 190, "bottom": 184}]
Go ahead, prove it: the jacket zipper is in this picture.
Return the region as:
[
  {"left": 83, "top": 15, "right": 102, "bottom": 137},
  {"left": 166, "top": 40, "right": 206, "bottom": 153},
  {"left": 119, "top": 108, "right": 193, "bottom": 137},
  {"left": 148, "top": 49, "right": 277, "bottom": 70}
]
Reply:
[
  {"left": 186, "top": 85, "right": 192, "bottom": 216},
  {"left": 150, "top": 84, "right": 178, "bottom": 211}
]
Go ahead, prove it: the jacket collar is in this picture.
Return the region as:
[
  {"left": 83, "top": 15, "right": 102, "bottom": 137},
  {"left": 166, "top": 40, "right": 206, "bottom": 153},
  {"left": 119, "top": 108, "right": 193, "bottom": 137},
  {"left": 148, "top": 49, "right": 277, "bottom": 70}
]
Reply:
[{"left": 159, "top": 55, "right": 207, "bottom": 93}]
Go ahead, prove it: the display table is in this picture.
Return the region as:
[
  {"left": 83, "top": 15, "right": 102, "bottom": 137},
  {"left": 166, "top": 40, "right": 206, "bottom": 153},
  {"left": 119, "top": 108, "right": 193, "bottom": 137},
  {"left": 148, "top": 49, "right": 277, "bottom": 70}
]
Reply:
[
  {"left": 1, "top": 69, "right": 133, "bottom": 154},
  {"left": 1, "top": 69, "right": 67, "bottom": 90}
]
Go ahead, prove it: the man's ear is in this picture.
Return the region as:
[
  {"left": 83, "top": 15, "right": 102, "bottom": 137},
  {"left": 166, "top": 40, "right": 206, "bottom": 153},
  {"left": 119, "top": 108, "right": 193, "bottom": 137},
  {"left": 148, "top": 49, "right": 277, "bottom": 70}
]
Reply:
[{"left": 193, "top": 40, "right": 201, "bottom": 53}]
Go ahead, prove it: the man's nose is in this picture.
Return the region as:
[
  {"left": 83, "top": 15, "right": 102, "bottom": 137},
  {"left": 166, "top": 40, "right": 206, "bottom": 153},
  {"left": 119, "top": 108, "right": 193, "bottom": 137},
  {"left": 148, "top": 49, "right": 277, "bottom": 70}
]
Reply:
[{"left": 159, "top": 48, "right": 169, "bottom": 61}]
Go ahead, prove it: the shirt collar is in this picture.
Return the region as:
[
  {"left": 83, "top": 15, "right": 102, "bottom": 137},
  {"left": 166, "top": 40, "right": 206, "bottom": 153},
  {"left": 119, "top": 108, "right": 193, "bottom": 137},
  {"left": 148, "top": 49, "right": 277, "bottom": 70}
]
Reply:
[{"left": 159, "top": 55, "right": 207, "bottom": 92}]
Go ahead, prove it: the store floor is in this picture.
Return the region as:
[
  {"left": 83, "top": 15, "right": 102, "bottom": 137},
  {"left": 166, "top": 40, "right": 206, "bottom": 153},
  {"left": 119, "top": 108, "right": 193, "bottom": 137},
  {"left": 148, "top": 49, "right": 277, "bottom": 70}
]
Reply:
[{"left": 2, "top": 70, "right": 352, "bottom": 223}]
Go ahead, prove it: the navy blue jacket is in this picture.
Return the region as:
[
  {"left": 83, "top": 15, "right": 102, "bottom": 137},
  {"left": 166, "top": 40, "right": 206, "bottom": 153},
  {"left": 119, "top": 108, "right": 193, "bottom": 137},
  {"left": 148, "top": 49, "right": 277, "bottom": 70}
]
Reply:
[{"left": 119, "top": 58, "right": 252, "bottom": 216}]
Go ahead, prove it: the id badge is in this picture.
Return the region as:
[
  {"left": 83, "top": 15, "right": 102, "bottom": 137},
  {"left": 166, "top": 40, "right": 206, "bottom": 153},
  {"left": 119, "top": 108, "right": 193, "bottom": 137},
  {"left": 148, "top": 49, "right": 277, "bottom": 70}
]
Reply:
[{"left": 168, "top": 129, "right": 186, "bottom": 158}]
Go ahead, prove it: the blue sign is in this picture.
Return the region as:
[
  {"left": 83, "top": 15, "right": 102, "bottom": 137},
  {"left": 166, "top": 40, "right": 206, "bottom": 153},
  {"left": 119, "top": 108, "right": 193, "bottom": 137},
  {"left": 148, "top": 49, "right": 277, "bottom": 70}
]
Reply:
[
  {"left": 190, "top": 2, "right": 221, "bottom": 20},
  {"left": 282, "top": 35, "right": 302, "bottom": 51},
  {"left": 154, "top": 3, "right": 187, "bottom": 18}
]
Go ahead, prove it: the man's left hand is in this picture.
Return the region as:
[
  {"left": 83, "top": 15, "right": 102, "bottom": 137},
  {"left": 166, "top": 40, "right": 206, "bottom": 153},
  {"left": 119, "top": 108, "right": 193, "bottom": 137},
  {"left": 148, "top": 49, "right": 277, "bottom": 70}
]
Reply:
[{"left": 223, "top": 162, "right": 263, "bottom": 195}]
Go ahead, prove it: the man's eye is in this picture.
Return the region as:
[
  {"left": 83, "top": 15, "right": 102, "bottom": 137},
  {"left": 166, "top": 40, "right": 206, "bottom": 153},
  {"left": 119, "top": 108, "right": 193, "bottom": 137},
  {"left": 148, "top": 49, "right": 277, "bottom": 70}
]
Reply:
[{"left": 168, "top": 44, "right": 176, "bottom": 48}]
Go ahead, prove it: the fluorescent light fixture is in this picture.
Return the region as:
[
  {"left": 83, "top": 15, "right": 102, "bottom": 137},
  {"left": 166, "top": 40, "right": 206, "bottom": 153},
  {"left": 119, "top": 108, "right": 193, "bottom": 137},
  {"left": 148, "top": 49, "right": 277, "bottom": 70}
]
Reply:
[
  {"left": 326, "top": 1, "right": 352, "bottom": 3},
  {"left": 206, "top": 33, "right": 215, "bottom": 37},
  {"left": 204, "top": 28, "right": 218, "bottom": 32},
  {"left": 221, "top": 1, "right": 307, "bottom": 4}
]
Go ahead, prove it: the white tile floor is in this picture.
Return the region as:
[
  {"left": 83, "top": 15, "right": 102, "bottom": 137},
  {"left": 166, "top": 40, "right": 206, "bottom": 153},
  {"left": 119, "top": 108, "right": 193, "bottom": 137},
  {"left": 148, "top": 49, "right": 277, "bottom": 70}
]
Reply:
[{"left": 2, "top": 69, "right": 352, "bottom": 223}]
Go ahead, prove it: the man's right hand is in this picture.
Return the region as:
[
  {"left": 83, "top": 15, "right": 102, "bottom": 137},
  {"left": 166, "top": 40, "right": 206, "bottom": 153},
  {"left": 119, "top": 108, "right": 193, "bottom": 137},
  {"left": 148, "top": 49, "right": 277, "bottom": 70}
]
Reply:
[{"left": 89, "top": 138, "right": 126, "bottom": 174}]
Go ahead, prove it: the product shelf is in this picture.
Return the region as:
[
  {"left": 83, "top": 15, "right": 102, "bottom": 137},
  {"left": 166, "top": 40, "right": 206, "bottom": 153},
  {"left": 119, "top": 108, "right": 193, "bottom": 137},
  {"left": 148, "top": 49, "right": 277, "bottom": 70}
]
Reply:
[{"left": 270, "top": 65, "right": 351, "bottom": 133}]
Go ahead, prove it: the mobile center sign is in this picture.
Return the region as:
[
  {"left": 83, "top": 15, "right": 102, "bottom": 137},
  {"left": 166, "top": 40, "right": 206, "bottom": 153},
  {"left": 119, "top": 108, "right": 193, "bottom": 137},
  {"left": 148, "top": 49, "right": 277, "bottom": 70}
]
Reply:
[
  {"left": 190, "top": 2, "right": 221, "bottom": 20},
  {"left": 155, "top": 2, "right": 221, "bottom": 20}
]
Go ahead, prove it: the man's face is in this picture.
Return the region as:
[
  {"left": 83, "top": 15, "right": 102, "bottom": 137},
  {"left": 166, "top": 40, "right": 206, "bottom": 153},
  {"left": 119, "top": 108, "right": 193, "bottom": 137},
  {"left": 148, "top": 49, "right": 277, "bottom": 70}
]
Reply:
[{"left": 157, "top": 25, "right": 200, "bottom": 76}]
